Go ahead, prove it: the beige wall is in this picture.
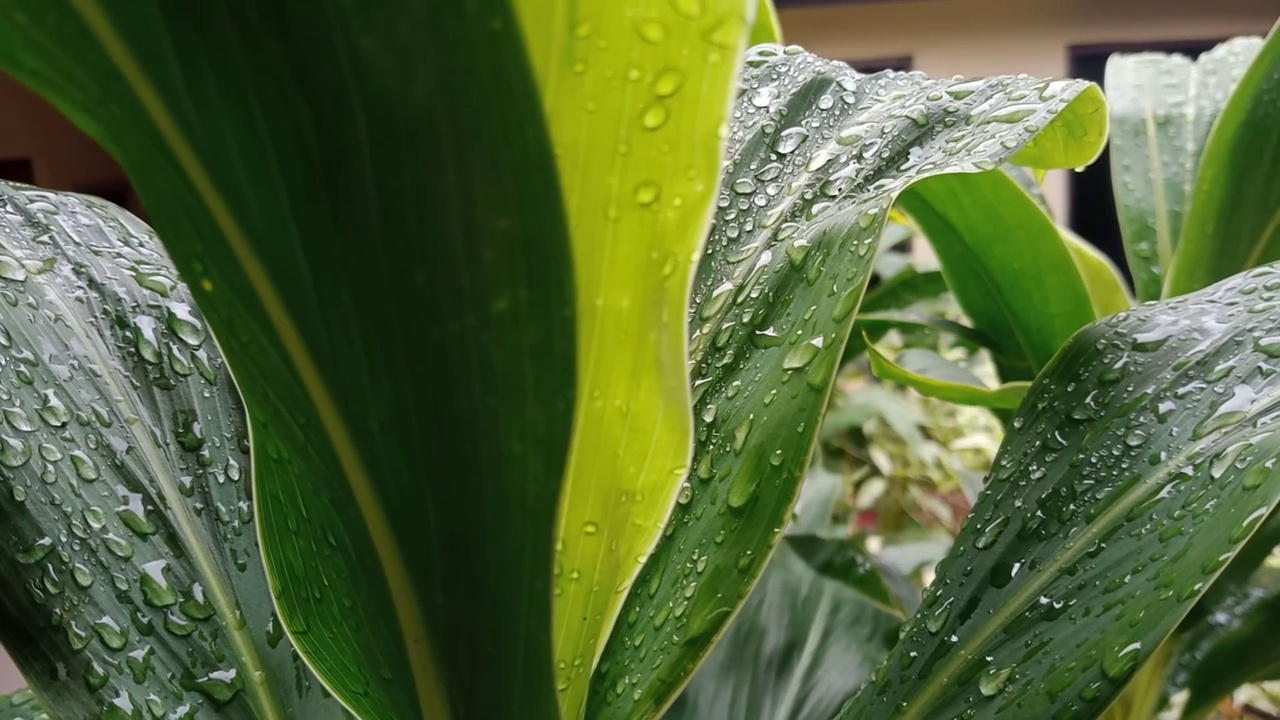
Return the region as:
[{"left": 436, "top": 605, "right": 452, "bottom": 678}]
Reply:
[{"left": 779, "top": 0, "right": 1278, "bottom": 220}]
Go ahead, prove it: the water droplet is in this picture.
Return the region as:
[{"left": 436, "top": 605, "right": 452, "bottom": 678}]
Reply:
[
  {"left": 72, "top": 563, "right": 94, "bottom": 588},
  {"left": 636, "top": 19, "right": 666, "bottom": 44},
  {"left": 179, "top": 583, "right": 216, "bottom": 620},
  {"left": 641, "top": 103, "right": 669, "bottom": 130},
  {"left": 774, "top": 127, "right": 809, "bottom": 154},
  {"left": 0, "top": 255, "right": 26, "bottom": 282},
  {"left": 36, "top": 389, "right": 69, "bottom": 427},
  {"left": 133, "top": 315, "right": 162, "bottom": 364},
  {"left": 1101, "top": 640, "right": 1142, "bottom": 680},
  {"left": 134, "top": 271, "right": 175, "bottom": 296},
  {"left": 140, "top": 560, "right": 177, "bottom": 607},
  {"left": 182, "top": 668, "right": 243, "bottom": 706},
  {"left": 676, "top": 483, "right": 693, "bottom": 505},
  {"left": 92, "top": 615, "right": 129, "bottom": 651},
  {"left": 750, "top": 86, "right": 778, "bottom": 107},
  {"left": 979, "top": 666, "right": 1012, "bottom": 697},
  {"left": 783, "top": 337, "right": 824, "bottom": 370},
  {"left": 671, "top": 0, "right": 703, "bottom": 18},
  {"left": 166, "top": 302, "right": 206, "bottom": 346},
  {"left": 732, "top": 415, "right": 753, "bottom": 454},
  {"left": 103, "top": 533, "right": 134, "bottom": 559},
  {"left": 974, "top": 515, "right": 1009, "bottom": 549},
  {"left": 3, "top": 407, "right": 35, "bottom": 432},
  {"left": 16, "top": 537, "right": 53, "bottom": 564},
  {"left": 653, "top": 69, "right": 684, "bottom": 98},
  {"left": 69, "top": 451, "right": 98, "bottom": 481},
  {"left": 0, "top": 435, "right": 30, "bottom": 467}
]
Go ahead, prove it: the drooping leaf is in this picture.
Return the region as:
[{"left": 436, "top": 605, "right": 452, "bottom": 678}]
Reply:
[
  {"left": 0, "top": 689, "right": 45, "bottom": 720},
  {"left": 1165, "top": 26, "right": 1280, "bottom": 297},
  {"left": 0, "top": 3, "right": 576, "bottom": 718},
  {"left": 860, "top": 267, "right": 949, "bottom": 314},
  {"left": 589, "top": 46, "right": 1107, "bottom": 719},
  {"left": 664, "top": 538, "right": 901, "bottom": 720},
  {"left": 896, "top": 169, "right": 1097, "bottom": 381},
  {"left": 0, "top": 185, "right": 347, "bottom": 718},
  {"left": 512, "top": 0, "right": 752, "bottom": 713},
  {"left": 1061, "top": 228, "right": 1135, "bottom": 318},
  {"left": 1104, "top": 34, "right": 1267, "bottom": 300},
  {"left": 845, "top": 311, "right": 990, "bottom": 363},
  {"left": 866, "top": 342, "right": 1030, "bottom": 410},
  {"left": 839, "top": 260, "right": 1280, "bottom": 720}
]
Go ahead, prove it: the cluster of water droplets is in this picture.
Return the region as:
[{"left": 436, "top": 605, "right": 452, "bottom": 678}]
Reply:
[
  {"left": 0, "top": 185, "right": 344, "bottom": 718},
  {"left": 587, "top": 43, "right": 1095, "bottom": 717},
  {"left": 842, "top": 262, "right": 1280, "bottom": 719}
]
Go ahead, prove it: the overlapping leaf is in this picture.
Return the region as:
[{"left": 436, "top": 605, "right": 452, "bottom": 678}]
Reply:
[
  {"left": 0, "top": 185, "right": 347, "bottom": 719},
  {"left": 0, "top": 689, "right": 45, "bottom": 720},
  {"left": 1106, "top": 36, "right": 1264, "bottom": 301},
  {"left": 587, "top": 45, "right": 1107, "bottom": 719},
  {"left": 0, "top": 3, "right": 576, "bottom": 717},
  {"left": 840, "top": 260, "right": 1280, "bottom": 720}
]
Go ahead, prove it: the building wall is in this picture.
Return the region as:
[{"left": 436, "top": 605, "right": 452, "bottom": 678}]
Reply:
[{"left": 778, "top": 0, "right": 1277, "bottom": 219}]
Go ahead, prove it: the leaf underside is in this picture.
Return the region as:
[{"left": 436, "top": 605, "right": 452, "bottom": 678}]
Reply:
[
  {"left": 841, "top": 260, "right": 1280, "bottom": 720},
  {"left": 588, "top": 44, "right": 1107, "bottom": 719}
]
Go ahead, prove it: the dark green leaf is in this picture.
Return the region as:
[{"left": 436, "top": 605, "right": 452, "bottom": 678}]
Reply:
[
  {"left": 664, "top": 537, "right": 901, "bottom": 720},
  {"left": 0, "top": 689, "right": 46, "bottom": 720},
  {"left": 0, "top": 185, "right": 346, "bottom": 718},
  {"left": 589, "top": 46, "right": 1107, "bottom": 719},
  {"left": 860, "top": 268, "right": 949, "bottom": 314},
  {"left": 1105, "top": 36, "right": 1264, "bottom": 301},
  {"left": 0, "top": 3, "right": 575, "bottom": 717},
  {"left": 897, "top": 169, "right": 1097, "bottom": 381},
  {"left": 845, "top": 311, "right": 990, "bottom": 363},
  {"left": 840, "top": 260, "right": 1280, "bottom": 720},
  {"left": 866, "top": 342, "right": 1031, "bottom": 410},
  {"left": 1177, "top": 586, "right": 1280, "bottom": 719}
]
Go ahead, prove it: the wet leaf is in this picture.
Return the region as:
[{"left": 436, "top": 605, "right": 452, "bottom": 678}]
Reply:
[
  {"left": 0, "top": 689, "right": 46, "bottom": 720},
  {"left": 0, "top": 185, "right": 347, "bottom": 718},
  {"left": 514, "top": 0, "right": 752, "bottom": 713},
  {"left": 866, "top": 341, "right": 1031, "bottom": 410},
  {"left": 1105, "top": 33, "right": 1268, "bottom": 300},
  {"left": 665, "top": 537, "right": 901, "bottom": 720},
  {"left": 840, "top": 260, "right": 1280, "bottom": 720},
  {"left": 588, "top": 45, "right": 1107, "bottom": 719},
  {"left": 0, "top": 3, "right": 575, "bottom": 718},
  {"left": 1176, "top": 586, "right": 1280, "bottom": 719}
]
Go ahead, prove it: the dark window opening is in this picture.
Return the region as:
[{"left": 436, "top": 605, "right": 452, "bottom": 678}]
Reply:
[
  {"left": 1067, "top": 39, "right": 1224, "bottom": 289},
  {"left": 0, "top": 158, "right": 34, "bottom": 185}
]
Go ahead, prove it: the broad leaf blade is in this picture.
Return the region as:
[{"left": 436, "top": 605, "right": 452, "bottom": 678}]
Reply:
[
  {"left": 512, "top": 0, "right": 751, "bottom": 713},
  {"left": 896, "top": 169, "right": 1097, "bottom": 380},
  {"left": 1166, "top": 26, "right": 1280, "bottom": 297},
  {"left": 0, "top": 185, "right": 346, "bottom": 718},
  {"left": 0, "top": 3, "right": 576, "bottom": 718},
  {"left": 588, "top": 48, "right": 1107, "bottom": 719},
  {"left": 664, "top": 538, "right": 901, "bottom": 720},
  {"left": 866, "top": 342, "right": 1030, "bottom": 410},
  {"left": 1178, "top": 586, "right": 1280, "bottom": 719},
  {"left": 1106, "top": 35, "right": 1266, "bottom": 301},
  {"left": 840, "top": 260, "right": 1280, "bottom": 720}
]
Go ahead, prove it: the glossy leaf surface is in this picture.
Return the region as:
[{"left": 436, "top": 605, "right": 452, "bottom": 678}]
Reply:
[
  {"left": 1178, "top": 586, "right": 1280, "bottom": 719},
  {"left": 1105, "top": 35, "right": 1265, "bottom": 300},
  {"left": 0, "top": 690, "right": 45, "bottom": 720},
  {"left": 0, "top": 185, "right": 346, "bottom": 719},
  {"left": 1166, "top": 27, "right": 1280, "bottom": 297},
  {"left": 841, "top": 260, "right": 1280, "bottom": 720},
  {"left": 0, "top": 3, "right": 576, "bottom": 718},
  {"left": 512, "top": 1, "right": 751, "bottom": 710},
  {"left": 589, "top": 46, "right": 1108, "bottom": 719},
  {"left": 664, "top": 537, "right": 900, "bottom": 720},
  {"left": 866, "top": 342, "right": 1030, "bottom": 410},
  {"left": 897, "top": 169, "right": 1096, "bottom": 380},
  {"left": 1061, "top": 229, "right": 1134, "bottom": 318}
]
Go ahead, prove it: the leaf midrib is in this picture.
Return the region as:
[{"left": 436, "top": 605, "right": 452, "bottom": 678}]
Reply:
[
  {"left": 895, "top": 383, "right": 1280, "bottom": 720},
  {"left": 66, "top": 2, "right": 446, "bottom": 718}
]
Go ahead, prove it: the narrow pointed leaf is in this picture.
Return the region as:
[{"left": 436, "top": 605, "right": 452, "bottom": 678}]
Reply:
[
  {"left": 588, "top": 46, "right": 1108, "bottom": 719},
  {"left": 0, "top": 3, "right": 576, "bottom": 718},
  {"left": 896, "top": 169, "right": 1097, "bottom": 380},
  {"left": 0, "top": 186, "right": 347, "bottom": 718},
  {"left": 840, "top": 260, "right": 1280, "bottom": 720},
  {"left": 512, "top": 1, "right": 751, "bottom": 713},
  {"left": 1165, "top": 26, "right": 1280, "bottom": 297},
  {"left": 1178, "top": 587, "right": 1280, "bottom": 719},
  {"left": 860, "top": 267, "right": 949, "bottom": 314},
  {"left": 866, "top": 341, "right": 1030, "bottom": 410},
  {"left": 664, "top": 538, "right": 901, "bottom": 720},
  {"left": 1106, "top": 35, "right": 1266, "bottom": 300},
  {"left": 750, "top": 0, "right": 782, "bottom": 45},
  {"left": 1061, "top": 228, "right": 1135, "bottom": 318}
]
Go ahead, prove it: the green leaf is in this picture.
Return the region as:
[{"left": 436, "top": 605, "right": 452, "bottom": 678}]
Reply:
[
  {"left": 1177, "top": 587, "right": 1280, "bottom": 719},
  {"left": 0, "top": 185, "right": 347, "bottom": 718},
  {"left": 1060, "top": 228, "right": 1135, "bottom": 318},
  {"left": 866, "top": 341, "right": 1031, "bottom": 410},
  {"left": 588, "top": 46, "right": 1108, "bottom": 719},
  {"left": 750, "top": 0, "right": 782, "bottom": 45},
  {"left": 0, "top": 689, "right": 46, "bottom": 720},
  {"left": 513, "top": 1, "right": 753, "bottom": 713},
  {"left": 896, "top": 169, "right": 1097, "bottom": 381},
  {"left": 861, "top": 267, "right": 949, "bottom": 314},
  {"left": 1105, "top": 37, "right": 1265, "bottom": 301},
  {"left": 665, "top": 537, "right": 901, "bottom": 720},
  {"left": 0, "top": 3, "right": 576, "bottom": 718},
  {"left": 1165, "top": 25, "right": 1280, "bottom": 297},
  {"left": 839, "top": 260, "right": 1280, "bottom": 720}
]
